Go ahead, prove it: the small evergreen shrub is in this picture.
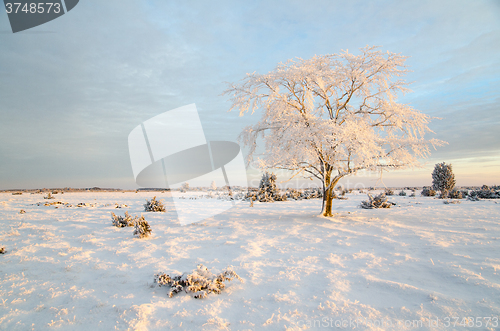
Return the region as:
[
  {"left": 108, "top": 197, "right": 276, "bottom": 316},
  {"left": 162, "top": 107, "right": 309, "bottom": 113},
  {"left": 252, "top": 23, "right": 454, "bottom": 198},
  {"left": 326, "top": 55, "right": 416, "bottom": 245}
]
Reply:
[
  {"left": 384, "top": 188, "right": 395, "bottom": 196},
  {"left": 467, "top": 193, "right": 480, "bottom": 201},
  {"left": 448, "top": 188, "right": 463, "bottom": 199},
  {"left": 398, "top": 190, "right": 407, "bottom": 196},
  {"left": 409, "top": 190, "right": 416, "bottom": 197},
  {"left": 19, "top": 209, "right": 26, "bottom": 214},
  {"left": 134, "top": 217, "right": 152, "bottom": 238},
  {"left": 256, "top": 172, "right": 281, "bottom": 202},
  {"left": 0, "top": 247, "right": 6, "bottom": 254},
  {"left": 421, "top": 187, "right": 436, "bottom": 197},
  {"left": 360, "top": 193, "right": 395, "bottom": 209},
  {"left": 432, "top": 162, "right": 456, "bottom": 198},
  {"left": 285, "top": 188, "right": 302, "bottom": 200},
  {"left": 303, "top": 188, "right": 323, "bottom": 199},
  {"left": 144, "top": 196, "right": 166, "bottom": 212},
  {"left": 154, "top": 264, "right": 243, "bottom": 299},
  {"left": 468, "top": 187, "right": 500, "bottom": 200},
  {"left": 111, "top": 211, "right": 136, "bottom": 227}
]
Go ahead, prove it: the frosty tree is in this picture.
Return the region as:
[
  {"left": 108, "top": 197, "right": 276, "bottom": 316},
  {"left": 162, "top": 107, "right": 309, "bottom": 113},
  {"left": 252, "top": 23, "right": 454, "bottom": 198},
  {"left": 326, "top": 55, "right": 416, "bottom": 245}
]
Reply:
[
  {"left": 257, "top": 172, "right": 281, "bottom": 202},
  {"left": 210, "top": 181, "right": 217, "bottom": 191},
  {"left": 432, "top": 162, "right": 456, "bottom": 198},
  {"left": 180, "top": 182, "right": 190, "bottom": 193},
  {"left": 225, "top": 46, "right": 443, "bottom": 216}
]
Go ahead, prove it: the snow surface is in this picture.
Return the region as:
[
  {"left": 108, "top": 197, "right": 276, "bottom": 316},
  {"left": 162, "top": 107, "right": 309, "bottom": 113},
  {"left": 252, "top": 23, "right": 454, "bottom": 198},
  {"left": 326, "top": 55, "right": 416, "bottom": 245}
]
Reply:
[{"left": 1, "top": 191, "right": 499, "bottom": 330}]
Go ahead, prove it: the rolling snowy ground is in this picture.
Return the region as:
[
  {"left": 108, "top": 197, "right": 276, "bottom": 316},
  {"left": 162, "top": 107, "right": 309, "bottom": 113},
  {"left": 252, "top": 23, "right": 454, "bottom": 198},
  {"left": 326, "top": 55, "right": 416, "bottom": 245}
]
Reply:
[{"left": 0, "top": 191, "right": 499, "bottom": 330}]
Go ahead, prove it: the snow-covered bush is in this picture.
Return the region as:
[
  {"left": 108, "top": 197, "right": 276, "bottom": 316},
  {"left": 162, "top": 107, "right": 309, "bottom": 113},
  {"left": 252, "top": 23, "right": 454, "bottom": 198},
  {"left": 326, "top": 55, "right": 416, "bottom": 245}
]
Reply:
[
  {"left": 421, "top": 187, "right": 436, "bottom": 197},
  {"left": 409, "top": 190, "right": 416, "bottom": 197},
  {"left": 256, "top": 172, "right": 281, "bottom": 202},
  {"left": 468, "top": 187, "right": 500, "bottom": 200},
  {"left": 283, "top": 188, "right": 323, "bottom": 200},
  {"left": 210, "top": 181, "right": 217, "bottom": 191},
  {"left": 144, "top": 196, "right": 166, "bottom": 212},
  {"left": 111, "top": 211, "right": 136, "bottom": 227},
  {"left": 285, "top": 189, "right": 302, "bottom": 200},
  {"left": 0, "top": 247, "right": 6, "bottom": 254},
  {"left": 133, "top": 216, "right": 151, "bottom": 238},
  {"left": 360, "top": 193, "right": 395, "bottom": 209},
  {"left": 44, "top": 192, "right": 55, "bottom": 200},
  {"left": 398, "top": 190, "right": 407, "bottom": 196},
  {"left": 154, "top": 264, "right": 243, "bottom": 299},
  {"left": 19, "top": 209, "right": 26, "bottom": 214},
  {"left": 443, "top": 200, "right": 461, "bottom": 204},
  {"left": 302, "top": 188, "right": 323, "bottom": 199},
  {"left": 447, "top": 188, "right": 463, "bottom": 199},
  {"left": 180, "top": 182, "right": 190, "bottom": 193},
  {"left": 384, "top": 188, "right": 395, "bottom": 196},
  {"left": 432, "top": 162, "right": 456, "bottom": 198}
]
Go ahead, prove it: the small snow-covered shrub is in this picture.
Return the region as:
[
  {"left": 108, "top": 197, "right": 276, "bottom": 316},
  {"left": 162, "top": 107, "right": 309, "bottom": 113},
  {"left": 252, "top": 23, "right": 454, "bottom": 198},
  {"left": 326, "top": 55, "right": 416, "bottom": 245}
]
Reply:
[
  {"left": 0, "top": 247, "right": 6, "bottom": 254},
  {"left": 432, "top": 162, "right": 456, "bottom": 198},
  {"left": 384, "top": 188, "right": 395, "bottom": 196},
  {"left": 180, "top": 182, "right": 190, "bottom": 193},
  {"left": 154, "top": 264, "right": 243, "bottom": 299},
  {"left": 302, "top": 188, "right": 323, "bottom": 199},
  {"left": 44, "top": 192, "right": 55, "bottom": 199},
  {"left": 447, "top": 189, "right": 463, "bottom": 199},
  {"left": 398, "top": 190, "right": 407, "bottom": 196},
  {"left": 421, "top": 187, "right": 436, "bottom": 197},
  {"left": 144, "top": 196, "right": 166, "bottom": 212},
  {"left": 285, "top": 189, "right": 302, "bottom": 200},
  {"left": 468, "top": 187, "right": 500, "bottom": 199},
  {"left": 409, "top": 190, "right": 416, "bottom": 197},
  {"left": 360, "top": 193, "right": 395, "bottom": 209},
  {"left": 255, "top": 172, "right": 281, "bottom": 202},
  {"left": 134, "top": 217, "right": 152, "bottom": 238},
  {"left": 111, "top": 211, "right": 136, "bottom": 227},
  {"left": 19, "top": 209, "right": 26, "bottom": 214},
  {"left": 443, "top": 200, "right": 461, "bottom": 204},
  {"left": 12, "top": 192, "right": 22, "bottom": 195}
]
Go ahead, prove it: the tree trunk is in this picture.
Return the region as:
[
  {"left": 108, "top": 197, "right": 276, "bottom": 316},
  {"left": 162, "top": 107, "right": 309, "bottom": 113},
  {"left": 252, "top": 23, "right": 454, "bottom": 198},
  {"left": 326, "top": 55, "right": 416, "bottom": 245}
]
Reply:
[
  {"left": 323, "top": 188, "right": 334, "bottom": 217},
  {"left": 322, "top": 171, "right": 341, "bottom": 217}
]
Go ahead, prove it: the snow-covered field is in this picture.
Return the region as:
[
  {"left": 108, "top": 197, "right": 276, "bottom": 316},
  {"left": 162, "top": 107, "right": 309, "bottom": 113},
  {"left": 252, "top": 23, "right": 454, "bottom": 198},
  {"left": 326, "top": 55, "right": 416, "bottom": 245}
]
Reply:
[{"left": 1, "top": 191, "right": 499, "bottom": 330}]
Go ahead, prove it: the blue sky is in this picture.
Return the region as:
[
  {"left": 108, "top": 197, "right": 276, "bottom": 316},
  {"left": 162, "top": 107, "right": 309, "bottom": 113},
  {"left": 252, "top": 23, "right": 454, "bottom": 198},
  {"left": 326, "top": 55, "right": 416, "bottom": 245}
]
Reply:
[{"left": 0, "top": 0, "right": 499, "bottom": 189}]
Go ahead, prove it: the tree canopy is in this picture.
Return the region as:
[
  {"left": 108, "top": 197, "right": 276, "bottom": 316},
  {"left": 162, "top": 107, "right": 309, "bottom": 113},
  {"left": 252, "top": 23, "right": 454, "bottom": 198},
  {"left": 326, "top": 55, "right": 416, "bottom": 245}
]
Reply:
[{"left": 225, "top": 46, "right": 444, "bottom": 216}]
